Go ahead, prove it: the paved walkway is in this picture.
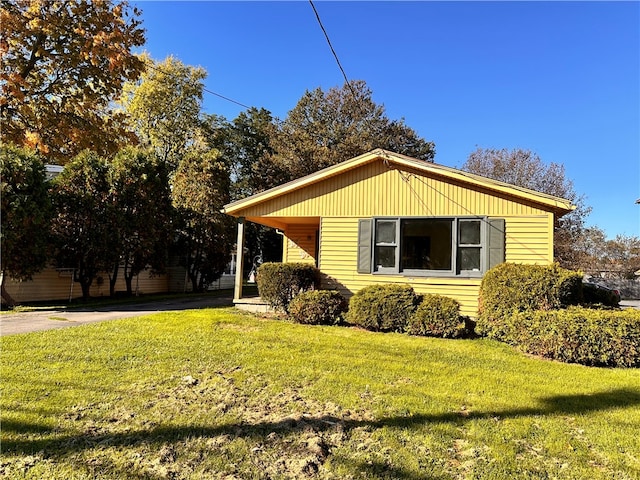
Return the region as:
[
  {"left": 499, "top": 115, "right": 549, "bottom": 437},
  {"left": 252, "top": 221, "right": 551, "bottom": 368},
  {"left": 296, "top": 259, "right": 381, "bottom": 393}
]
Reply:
[{"left": 0, "top": 294, "right": 233, "bottom": 336}]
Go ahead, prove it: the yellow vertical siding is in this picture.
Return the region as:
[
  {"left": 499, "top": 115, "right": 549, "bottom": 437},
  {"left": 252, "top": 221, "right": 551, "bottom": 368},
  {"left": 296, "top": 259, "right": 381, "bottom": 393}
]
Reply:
[
  {"left": 504, "top": 215, "right": 553, "bottom": 264},
  {"left": 238, "top": 161, "right": 549, "bottom": 220},
  {"left": 283, "top": 225, "right": 318, "bottom": 264},
  {"left": 319, "top": 215, "right": 554, "bottom": 318}
]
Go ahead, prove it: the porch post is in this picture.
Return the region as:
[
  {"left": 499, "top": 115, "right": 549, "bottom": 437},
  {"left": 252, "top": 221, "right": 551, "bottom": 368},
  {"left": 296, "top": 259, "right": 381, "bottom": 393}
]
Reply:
[{"left": 234, "top": 217, "right": 246, "bottom": 301}]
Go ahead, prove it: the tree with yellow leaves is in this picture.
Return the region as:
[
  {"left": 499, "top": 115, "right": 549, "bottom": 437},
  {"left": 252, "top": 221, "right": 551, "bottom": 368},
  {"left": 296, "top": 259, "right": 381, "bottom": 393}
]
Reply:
[{"left": 1, "top": 0, "right": 145, "bottom": 163}]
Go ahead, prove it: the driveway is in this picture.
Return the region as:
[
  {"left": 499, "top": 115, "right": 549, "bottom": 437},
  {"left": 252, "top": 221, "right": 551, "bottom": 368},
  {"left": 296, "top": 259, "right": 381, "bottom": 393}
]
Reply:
[
  {"left": 620, "top": 299, "right": 640, "bottom": 310},
  {"left": 0, "top": 294, "right": 233, "bottom": 336}
]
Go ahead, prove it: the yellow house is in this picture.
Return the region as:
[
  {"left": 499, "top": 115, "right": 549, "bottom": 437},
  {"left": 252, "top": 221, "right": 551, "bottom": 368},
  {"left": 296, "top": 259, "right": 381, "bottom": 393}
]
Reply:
[{"left": 223, "top": 149, "right": 575, "bottom": 317}]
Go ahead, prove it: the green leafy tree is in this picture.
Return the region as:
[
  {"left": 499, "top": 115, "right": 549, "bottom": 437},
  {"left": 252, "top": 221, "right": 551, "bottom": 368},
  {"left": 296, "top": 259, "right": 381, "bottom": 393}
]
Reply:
[
  {"left": 203, "top": 108, "right": 287, "bottom": 199},
  {"left": 121, "top": 55, "right": 206, "bottom": 168},
  {"left": 50, "top": 151, "right": 112, "bottom": 300},
  {"left": 274, "top": 80, "right": 435, "bottom": 179},
  {"left": 461, "top": 147, "right": 591, "bottom": 269},
  {"left": 0, "top": 144, "right": 52, "bottom": 306},
  {"left": 106, "top": 147, "right": 172, "bottom": 296},
  {"left": 203, "top": 109, "right": 285, "bottom": 269},
  {"left": 1, "top": 0, "right": 145, "bottom": 162},
  {"left": 172, "top": 147, "right": 234, "bottom": 292}
]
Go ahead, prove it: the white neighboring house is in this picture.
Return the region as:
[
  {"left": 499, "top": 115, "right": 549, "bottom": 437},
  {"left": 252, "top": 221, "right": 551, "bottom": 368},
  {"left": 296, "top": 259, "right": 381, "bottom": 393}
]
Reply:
[
  {"left": 45, "top": 164, "right": 64, "bottom": 180},
  {"left": 207, "top": 253, "right": 237, "bottom": 291}
]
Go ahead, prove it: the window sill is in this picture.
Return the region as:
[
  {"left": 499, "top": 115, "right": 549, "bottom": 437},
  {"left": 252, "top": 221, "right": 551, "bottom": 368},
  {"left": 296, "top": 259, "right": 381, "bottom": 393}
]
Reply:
[{"left": 372, "top": 271, "right": 483, "bottom": 280}]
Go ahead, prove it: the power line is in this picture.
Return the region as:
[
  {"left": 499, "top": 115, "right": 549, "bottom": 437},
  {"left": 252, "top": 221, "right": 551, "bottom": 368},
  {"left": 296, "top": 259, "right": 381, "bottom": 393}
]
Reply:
[
  {"left": 143, "top": 59, "right": 252, "bottom": 110},
  {"left": 202, "top": 88, "right": 251, "bottom": 110},
  {"left": 308, "top": 0, "right": 359, "bottom": 102}
]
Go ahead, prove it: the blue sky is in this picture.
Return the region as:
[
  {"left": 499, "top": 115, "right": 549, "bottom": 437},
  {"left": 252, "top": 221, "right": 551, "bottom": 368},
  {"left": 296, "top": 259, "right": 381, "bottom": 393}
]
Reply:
[{"left": 132, "top": 1, "right": 639, "bottom": 238}]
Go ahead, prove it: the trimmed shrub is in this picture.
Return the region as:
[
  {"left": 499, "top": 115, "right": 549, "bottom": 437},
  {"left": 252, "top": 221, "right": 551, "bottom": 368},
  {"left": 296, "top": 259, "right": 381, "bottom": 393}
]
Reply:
[
  {"left": 346, "top": 284, "right": 418, "bottom": 332},
  {"left": 256, "top": 262, "right": 321, "bottom": 312},
  {"left": 407, "top": 294, "right": 465, "bottom": 338},
  {"left": 504, "top": 307, "right": 640, "bottom": 368},
  {"left": 477, "top": 263, "right": 583, "bottom": 339},
  {"left": 288, "top": 290, "right": 347, "bottom": 325}
]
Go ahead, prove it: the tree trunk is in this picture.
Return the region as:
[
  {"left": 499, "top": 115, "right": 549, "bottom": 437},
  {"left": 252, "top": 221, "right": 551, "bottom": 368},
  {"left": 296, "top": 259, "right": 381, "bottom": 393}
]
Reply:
[
  {"left": 189, "top": 270, "right": 199, "bottom": 293},
  {"left": 109, "top": 263, "right": 119, "bottom": 297},
  {"left": 80, "top": 278, "right": 92, "bottom": 301},
  {"left": 125, "top": 272, "right": 134, "bottom": 296}
]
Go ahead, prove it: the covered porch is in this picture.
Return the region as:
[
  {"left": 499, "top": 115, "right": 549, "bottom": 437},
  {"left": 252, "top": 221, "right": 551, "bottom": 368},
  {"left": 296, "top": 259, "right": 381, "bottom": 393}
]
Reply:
[{"left": 230, "top": 215, "right": 320, "bottom": 311}]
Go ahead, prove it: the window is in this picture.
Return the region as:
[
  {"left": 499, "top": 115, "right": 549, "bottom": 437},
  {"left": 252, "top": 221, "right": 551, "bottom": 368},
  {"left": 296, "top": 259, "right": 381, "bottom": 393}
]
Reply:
[
  {"left": 374, "top": 220, "right": 398, "bottom": 273},
  {"left": 402, "top": 219, "right": 452, "bottom": 272},
  {"left": 359, "top": 217, "right": 504, "bottom": 277},
  {"left": 458, "top": 219, "right": 482, "bottom": 273}
]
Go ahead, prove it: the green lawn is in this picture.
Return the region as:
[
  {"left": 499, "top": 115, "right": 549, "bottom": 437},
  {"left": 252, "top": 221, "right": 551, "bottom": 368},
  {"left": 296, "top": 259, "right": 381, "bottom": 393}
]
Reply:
[{"left": 1, "top": 307, "right": 639, "bottom": 479}]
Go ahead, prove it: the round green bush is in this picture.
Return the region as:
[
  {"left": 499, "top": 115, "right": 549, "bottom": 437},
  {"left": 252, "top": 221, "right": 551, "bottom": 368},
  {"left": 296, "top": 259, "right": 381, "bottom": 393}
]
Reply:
[
  {"left": 407, "top": 294, "right": 464, "bottom": 338},
  {"left": 256, "top": 262, "right": 321, "bottom": 312},
  {"left": 288, "top": 290, "right": 347, "bottom": 325},
  {"left": 346, "top": 284, "right": 418, "bottom": 332}
]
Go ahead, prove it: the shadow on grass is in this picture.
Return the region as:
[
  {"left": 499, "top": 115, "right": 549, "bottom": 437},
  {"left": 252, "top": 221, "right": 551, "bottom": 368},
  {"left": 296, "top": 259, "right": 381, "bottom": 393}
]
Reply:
[
  {"left": 4, "top": 290, "right": 236, "bottom": 314},
  {"left": 4, "top": 388, "right": 639, "bottom": 457}
]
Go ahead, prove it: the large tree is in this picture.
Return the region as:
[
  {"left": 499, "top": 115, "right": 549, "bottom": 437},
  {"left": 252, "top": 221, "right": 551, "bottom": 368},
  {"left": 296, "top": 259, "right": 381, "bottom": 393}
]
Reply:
[
  {"left": 203, "top": 109, "right": 286, "bottom": 269},
  {"left": 1, "top": 0, "right": 145, "bottom": 162},
  {"left": 203, "top": 108, "right": 287, "bottom": 200},
  {"left": 171, "top": 147, "right": 234, "bottom": 292},
  {"left": 0, "top": 144, "right": 52, "bottom": 306},
  {"left": 461, "top": 147, "right": 590, "bottom": 268},
  {"left": 106, "top": 147, "right": 173, "bottom": 296},
  {"left": 121, "top": 55, "right": 206, "bottom": 168},
  {"left": 273, "top": 80, "right": 435, "bottom": 180},
  {"left": 50, "top": 150, "right": 112, "bottom": 300}
]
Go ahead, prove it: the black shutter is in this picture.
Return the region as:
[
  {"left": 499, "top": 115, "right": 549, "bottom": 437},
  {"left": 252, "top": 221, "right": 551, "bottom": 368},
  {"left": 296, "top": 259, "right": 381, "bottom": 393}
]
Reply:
[
  {"left": 357, "top": 219, "right": 373, "bottom": 274},
  {"left": 486, "top": 218, "right": 505, "bottom": 271}
]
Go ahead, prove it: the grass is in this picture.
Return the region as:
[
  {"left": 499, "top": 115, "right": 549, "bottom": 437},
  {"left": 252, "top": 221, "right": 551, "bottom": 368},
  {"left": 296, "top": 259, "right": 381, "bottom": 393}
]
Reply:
[{"left": 1, "top": 306, "right": 639, "bottom": 479}]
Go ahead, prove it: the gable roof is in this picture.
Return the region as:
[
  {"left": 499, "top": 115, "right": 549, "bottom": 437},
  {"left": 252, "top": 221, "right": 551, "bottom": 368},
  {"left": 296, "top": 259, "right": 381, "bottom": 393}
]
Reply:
[{"left": 223, "top": 149, "right": 575, "bottom": 216}]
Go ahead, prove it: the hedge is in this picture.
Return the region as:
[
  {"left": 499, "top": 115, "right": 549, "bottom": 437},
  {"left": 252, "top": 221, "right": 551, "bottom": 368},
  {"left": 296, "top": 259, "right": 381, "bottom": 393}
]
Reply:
[
  {"left": 256, "top": 262, "right": 321, "bottom": 312},
  {"left": 288, "top": 290, "right": 347, "bottom": 326},
  {"left": 504, "top": 307, "right": 640, "bottom": 368},
  {"left": 346, "top": 284, "right": 418, "bottom": 332},
  {"left": 477, "top": 263, "right": 583, "bottom": 339}
]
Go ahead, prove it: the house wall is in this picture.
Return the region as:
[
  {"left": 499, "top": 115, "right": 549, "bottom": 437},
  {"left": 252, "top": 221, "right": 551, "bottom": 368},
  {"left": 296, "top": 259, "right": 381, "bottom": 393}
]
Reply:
[
  {"left": 238, "top": 160, "right": 551, "bottom": 220},
  {"left": 235, "top": 159, "right": 556, "bottom": 318},
  {"left": 4, "top": 267, "right": 170, "bottom": 303},
  {"left": 283, "top": 225, "right": 318, "bottom": 264},
  {"left": 319, "top": 214, "right": 553, "bottom": 318},
  {"left": 4, "top": 266, "right": 235, "bottom": 304}
]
